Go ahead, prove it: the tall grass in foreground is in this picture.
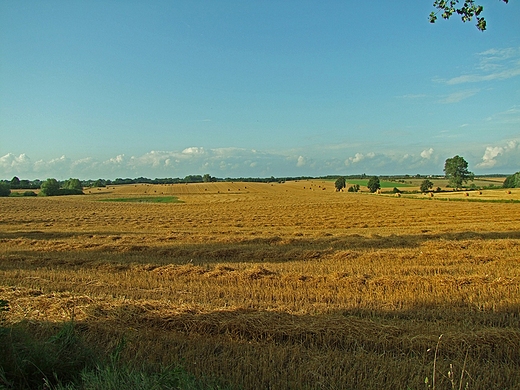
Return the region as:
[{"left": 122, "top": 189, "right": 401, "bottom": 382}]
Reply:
[{"left": 0, "top": 318, "right": 225, "bottom": 390}]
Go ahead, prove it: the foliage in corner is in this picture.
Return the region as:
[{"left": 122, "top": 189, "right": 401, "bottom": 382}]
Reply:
[{"left": 429, "top": 0, "right": 509, "bottom": 31}]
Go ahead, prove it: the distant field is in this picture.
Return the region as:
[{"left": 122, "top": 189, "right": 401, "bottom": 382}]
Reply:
[
  {"left": 341, "top": 179, "right": 415, "bottom": 188},
  {"left": 1, "top": 180, "right": 519, "bottom": 389},
  {"left": 328, "top": 176, "right": 508, "bottom": 191},
  {"left": 99, "top": 196, "right": 183, "bottom": 203}
]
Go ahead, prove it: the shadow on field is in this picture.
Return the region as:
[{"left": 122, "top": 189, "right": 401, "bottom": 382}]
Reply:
[
  {"left": 82, "top": 303, "right": 520, "bottom": 366},
  {"left": 0, "top": 230, "right": 88, "bottom": 240},
  {"left": 0, "top": 230, "right": 139, "bottom": 241},
  {"left": 3, "top": 299, "right": 520, "bottom": 389},
  {"left": 2, "top": 230, "right": 520, "bottom": 267}
]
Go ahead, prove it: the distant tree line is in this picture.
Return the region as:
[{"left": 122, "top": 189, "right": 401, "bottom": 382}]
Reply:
[
  {"left": 3, "top": 176, "right": 42, "bottom": 189},
  {"left": 1, "top": 167, "right": 519, "bottom": 198},
  {"left": 0, "top": 177, "right": 84, "bottom": 197}
]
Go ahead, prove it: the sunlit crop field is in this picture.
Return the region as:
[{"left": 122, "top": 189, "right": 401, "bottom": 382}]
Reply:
[{"left": 1, "top": 181, "right": 519, "bottom": 389}]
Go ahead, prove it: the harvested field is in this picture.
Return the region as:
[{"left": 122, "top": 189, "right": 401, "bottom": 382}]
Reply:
[{"left": 1, "top": 181, "right": 519, "bottom": 389}]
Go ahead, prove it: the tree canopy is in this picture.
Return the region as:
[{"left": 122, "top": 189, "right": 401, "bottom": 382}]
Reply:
[
  {"left": 420, "top": 179, "right": 434, "bottom": 193},
  {"left": 503, "top": 172, "right": 520, "bottom": 188},
  {"left": 63, "top": 178, "right": 83, "bottom": 191},
  {"left": 367, "top": 176, "right": 381, "bottom": 193},
  {"left": 10, "top": 177, "right": 20, "bottom": 188},
  {"left": 40, "top": 178, "right": 61, "bottom": 196},
  {"left": 39, "top": 178, "right": 84, "bottom": 196},
  {"left": 444, "top": 155, "right": 474, "bottom": 189},
  {"left": 334, "top": 177, "right": 346, "bottom": 192},
  {"left": 429, "top": 0, "right": 509, "bottom": 31}
]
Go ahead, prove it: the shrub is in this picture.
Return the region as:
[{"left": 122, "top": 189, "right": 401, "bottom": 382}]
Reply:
[
  {"left": 58, "top": 188, "right": 84, "bottom": 196},
  {"left": 23, "top": 191, "right": 37, "bottom": 197},
  {"left": 39, "top": 178, "right": 84, "bottom": 196},
  {"left": 0, "top": 183, "right": 11, "bottom": 197},
  {"left": 40, "top": 178, "right": 61, "bottom": 196},
  {"left": 0, "top": 321, "right": 96, "bottom": 389}
]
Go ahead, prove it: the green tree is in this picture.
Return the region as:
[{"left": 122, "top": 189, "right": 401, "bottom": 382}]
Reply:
[
  {"left": 444, "top": 155, "right": 474, "bottom": 189},
  {"left": 40, "top": 178, "right": 61, "bottom": 196},
  {"left": 429, "top": 0, "right": 509, "bottom": 31},
  {"left": 0, "top": 183, "right": 11, "bottom": 197},
  {"left": 61, "top": 178, "right": 84, "bottom": 195},
  {"left": 503, "top": 172, "right": 520, "bottom": 188},
  {"left": 93, "top": 179, "right": 105, "bottom": 188},
  {"left": 367, "top": 176, "right": 381, "bottom": 193},
  {"left": 334, "top": 177, "right": 346, "bottom": 192},
  {"left": 203, "top": 174, "right": 214, "bottom": 183},
  {"left": 420, "top": 179, "right": 434, "bottom": 193},
  {"left": 10, "top": 176, "right": 20, "bottom": 189},
  {"left": 63, "top": 178, "right": 82, "bottom": 191}
]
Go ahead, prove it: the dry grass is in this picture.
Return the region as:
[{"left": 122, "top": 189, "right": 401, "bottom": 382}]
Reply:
[{"left": 1, "top": 181, "right": 519, "bottom": 389}]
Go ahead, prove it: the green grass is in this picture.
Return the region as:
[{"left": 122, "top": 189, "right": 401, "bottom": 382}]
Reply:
[
  {"left": 345, "top": 180, "right": 414, "bottom": 188},
  {"left": 1, "top": 320, "right": 97, "bottom": 389},
  {"left": 423, "top": 197, "right": 520, "bottom": 204},
  {"left": 99, "top": 196, "right": 183, "bottom": 204},
  {"left": 0, "top": 318, "right": 227, "bottom": 390}
]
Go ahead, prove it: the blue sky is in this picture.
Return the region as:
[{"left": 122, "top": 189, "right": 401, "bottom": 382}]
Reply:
[{"left": 1, "top": 1, "right": 519, "bottom": 180}]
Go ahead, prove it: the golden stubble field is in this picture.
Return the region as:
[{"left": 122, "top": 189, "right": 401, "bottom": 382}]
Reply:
[{"left": 1, "top": 181, "right": 519, "bottom": 389}]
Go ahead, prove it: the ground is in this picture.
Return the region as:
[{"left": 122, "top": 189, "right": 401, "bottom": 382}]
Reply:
[{"left": 1, "top": 180, "right": 519, "bottom": 389}]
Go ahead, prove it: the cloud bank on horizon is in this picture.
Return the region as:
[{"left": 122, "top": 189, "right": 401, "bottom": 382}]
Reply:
[
  {"left": 1, "top": 139, "right": 518, "bottom": 180},
  {"left": 1, "top": 2, "right": 519, "bottom": 180}
]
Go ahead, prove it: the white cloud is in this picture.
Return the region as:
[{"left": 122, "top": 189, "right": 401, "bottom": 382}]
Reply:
[
  {"left": 485, "top": 105, "right": 520, "bottom": 126},
  {"left": 182, "top": 147, "right": 205, "bottom": 155},
  {"left": 476, "top": 140, "right": 519, "bottom": 169},
  {"left": 420, "top": 148, "right": 434, "bottom": 159},
  {"left": 296, "top": 155, "right": 306, "bottom": 167},
  {"left": 1, "top": 140, "right": 517, "bottom": 180},
  {"left": 34, "top": 155, "right": 70, "bottom": 172},
  {"left": 345, "top": 152, "right": 375, "bottom": 166},
  {"left": 104, "top": 154, "right": 125, "bottom": 165},
  {"left": 446, "top": 68, "right": 520, "bottom": 84},
  {"left": 478, "top": 146, "right": 503, "bottom": 168},
  {"left": 439, "top": 89, "right": 479, "bottom": 104},
  {"left": 0, "top": 153, "right": 31, "bottom": 170},
  {"left": 444, "top": 47, "right": 520, "bottom": 85},
  {"left": 398, "top": 94, "right": 428, "bottom": 99}
]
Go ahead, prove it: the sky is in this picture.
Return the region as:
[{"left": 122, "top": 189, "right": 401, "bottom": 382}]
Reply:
[{"left": 1, "top": 1, "right": 519, "bottom": 180}]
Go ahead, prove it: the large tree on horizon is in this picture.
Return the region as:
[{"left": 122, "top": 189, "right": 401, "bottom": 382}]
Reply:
[{"left": 444, "top": 155, "right": 474, "bottom": 189}]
